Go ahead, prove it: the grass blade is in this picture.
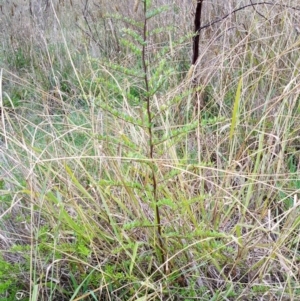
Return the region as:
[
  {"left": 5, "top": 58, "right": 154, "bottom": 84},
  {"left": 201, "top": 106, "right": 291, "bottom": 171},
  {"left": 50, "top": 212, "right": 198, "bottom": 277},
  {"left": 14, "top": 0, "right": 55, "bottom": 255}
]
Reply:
[{"left": 229, "top": 76, "right": 243, "bottom": 141}]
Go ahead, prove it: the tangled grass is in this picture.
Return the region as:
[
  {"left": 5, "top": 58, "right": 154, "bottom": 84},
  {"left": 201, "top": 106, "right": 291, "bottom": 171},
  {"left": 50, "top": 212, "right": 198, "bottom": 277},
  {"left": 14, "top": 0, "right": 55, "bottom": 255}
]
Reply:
[{"left": 0, "top": 0, "right": 300, "bottom": 300}]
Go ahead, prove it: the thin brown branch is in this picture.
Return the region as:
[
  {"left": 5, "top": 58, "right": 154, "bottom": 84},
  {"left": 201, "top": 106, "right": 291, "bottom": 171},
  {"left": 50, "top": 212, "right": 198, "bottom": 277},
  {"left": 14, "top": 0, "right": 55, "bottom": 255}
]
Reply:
[
  {"left": 199, "top": 2, "right": 300, "bottom": 31},
  {"left": 250, "top": 0, "right": 268, "bottom": 21}
]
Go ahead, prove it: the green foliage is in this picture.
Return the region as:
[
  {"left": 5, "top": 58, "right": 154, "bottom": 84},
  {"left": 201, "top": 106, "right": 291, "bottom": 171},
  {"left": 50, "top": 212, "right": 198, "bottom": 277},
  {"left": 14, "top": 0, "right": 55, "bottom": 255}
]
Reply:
[
  {"left": 0, "top": 257, "right": 14, "bottom": 295},
  {"left": 2, "top": 87, "right": 26, "bottom": 109},
  {"left": 0, "top": 254, "right": 27, "bottom": 301},
  {"left": 5, "top": 47, "right": 31, "bottom": 71},
  {"left": 1, "top": 1, "right": 300, "bottom": 300},
  {"left": 0, "top": 180, "right": 11, "bottom": 205},
  {"left": 230, "top": 77, "right": 243, "bottom": 141},
  {"left": 146, "top": 5, "right": 169, "bottom": 20}
]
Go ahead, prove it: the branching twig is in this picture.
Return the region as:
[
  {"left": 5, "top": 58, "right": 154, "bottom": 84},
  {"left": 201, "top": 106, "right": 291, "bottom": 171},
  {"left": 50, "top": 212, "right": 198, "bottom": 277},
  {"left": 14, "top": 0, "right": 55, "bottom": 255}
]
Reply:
[
  {"left": 250, "top": 0, "right": 268, "bottom": 21},
  {"left": 199, "top": 2, "right": 300, "bottom": 31},
  {"left": 75, "top": 23, "right": 105, "bottom": 51}
]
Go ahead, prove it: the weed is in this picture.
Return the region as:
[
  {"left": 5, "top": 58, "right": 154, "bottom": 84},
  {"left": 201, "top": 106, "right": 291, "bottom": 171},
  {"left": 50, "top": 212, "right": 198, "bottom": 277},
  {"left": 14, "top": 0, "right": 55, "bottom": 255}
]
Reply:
[{"left": 0, "top": 1, "right": 300, "bottom": 300}]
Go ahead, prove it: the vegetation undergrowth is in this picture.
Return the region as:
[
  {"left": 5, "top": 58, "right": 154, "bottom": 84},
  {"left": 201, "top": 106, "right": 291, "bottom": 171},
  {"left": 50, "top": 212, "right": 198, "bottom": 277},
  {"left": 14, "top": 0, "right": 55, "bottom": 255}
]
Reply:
[{"left": 0, "top": 0, "right": 300, "bottom": 300}]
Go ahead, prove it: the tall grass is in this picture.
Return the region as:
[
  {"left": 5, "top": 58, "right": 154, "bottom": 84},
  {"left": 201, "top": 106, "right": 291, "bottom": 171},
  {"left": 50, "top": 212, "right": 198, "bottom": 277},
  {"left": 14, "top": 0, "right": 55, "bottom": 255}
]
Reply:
[{"left": 0, "top": 0, "right": 300, "bottom": 300}]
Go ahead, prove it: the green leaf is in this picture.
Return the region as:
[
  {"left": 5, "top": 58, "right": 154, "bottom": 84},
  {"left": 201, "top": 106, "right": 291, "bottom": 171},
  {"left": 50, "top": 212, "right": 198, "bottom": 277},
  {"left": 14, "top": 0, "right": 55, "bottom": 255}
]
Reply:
[
  {"left": 157, "top": 198, "right": 176, "bottom": 209},
  {"left": 146, "top": 5, "right": 168, "bottom": 19},
  {"left": 31, "top": 284, "right": 39, "bottom": 301},
  {"left": 120, "top": 39, "right": 142, "bottom": 55},
  {"left": 145, "top": 0, "right": 152, "bottom": 10},
  {"left": 129, "top": 242, "right": 140, "bottom": 275},
  {"left": 229, "top": 76, "right": 243, "bottom": 140},
  {"left": 64, "top": 164, "right": 94, "bottom": 200},
  {"left": 122, "top": 28, "right": 145, "bottom": 45},
  {"left": 45, "top": 191, "right": 86, "bottom": 238}
]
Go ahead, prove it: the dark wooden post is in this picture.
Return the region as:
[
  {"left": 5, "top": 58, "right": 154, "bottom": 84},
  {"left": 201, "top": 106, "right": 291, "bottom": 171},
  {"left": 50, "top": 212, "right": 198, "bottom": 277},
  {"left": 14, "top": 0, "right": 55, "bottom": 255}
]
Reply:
[{"left": 192, "top": 0, "right": 204, "bottom": 64}]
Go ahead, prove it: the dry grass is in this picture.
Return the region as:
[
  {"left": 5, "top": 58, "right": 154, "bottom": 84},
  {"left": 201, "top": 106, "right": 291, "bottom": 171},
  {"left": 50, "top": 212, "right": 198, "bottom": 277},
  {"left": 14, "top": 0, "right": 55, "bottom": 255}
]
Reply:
[{"left": 0, "top": 0, "right": 300, "bottom": 300}]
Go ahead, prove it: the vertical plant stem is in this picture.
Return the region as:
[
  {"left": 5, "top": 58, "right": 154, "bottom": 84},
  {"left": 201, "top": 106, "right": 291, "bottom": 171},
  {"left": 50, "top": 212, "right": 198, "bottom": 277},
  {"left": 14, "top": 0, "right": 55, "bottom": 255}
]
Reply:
[{"left": 141, "top": 0, "right": 165, "bottom": 271}]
